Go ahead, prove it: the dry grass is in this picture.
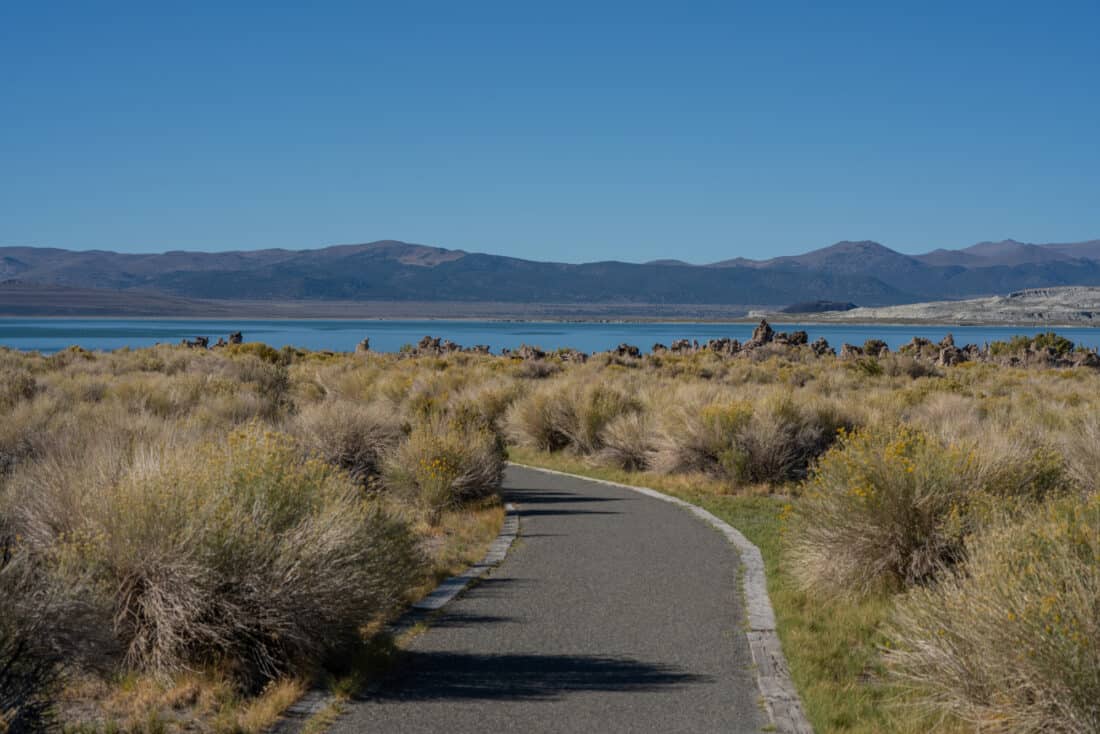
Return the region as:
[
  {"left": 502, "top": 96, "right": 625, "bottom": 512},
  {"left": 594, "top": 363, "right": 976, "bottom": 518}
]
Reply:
[
  {"left": 59, "top": 671, "right": 307, "bottom": 733},
  {"left": 3, "top": 339, "right": 1100, "bottom": 731},
  {"left": 1061, "top": 414, "right": 1100, "bottom": 495}
]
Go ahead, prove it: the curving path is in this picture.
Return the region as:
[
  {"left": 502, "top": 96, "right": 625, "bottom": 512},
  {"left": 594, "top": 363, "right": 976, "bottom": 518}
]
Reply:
[{"left": 329, "top": 465, "right": 766, "bottom": 733}]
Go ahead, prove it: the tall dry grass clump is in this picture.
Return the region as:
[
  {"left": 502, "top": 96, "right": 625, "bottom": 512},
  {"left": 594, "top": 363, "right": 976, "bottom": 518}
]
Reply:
[
  {"left": 384, "top": 416, "right": 505, "bottom": 524},
  {"left": 292, "top": 399, "right": 403, "bottom": 488},
  {"left": 505, "top": 376, "right": 640, "bottom": 455},
  {"left": 650, "top": 386, "right": 753, "bottom": 476},
  {"left": 504, "top": 386, "right": 573, "bottom": 451},
  {"left": 0, "top": 368, "right": 37, "bottom": 410},
  {"left": 12, "top": 425, "right": 421, "bottom": 688},
  {"left": 0, "top": 397, "right": 59, "bottom": 478},
  {"left": 736, "top": 394, "right": 852, "bottom": 483},
  {"left": 1061, "top": 414, "right": 1100, "bottom": 495},
  {"left": 597, "top": 412, "right": 654, "bottom": 470},
  {"left": 1, "top": 548, "right": 59, "bottom": 733},
  {"left": 885, "top": 494, "right": 1100, "bottom": 733},
  {"left": 650, "top": 387, "right": 851, "bottom": 485},
  {"left": 0, "top": 517, "right": 101, "bottom": 733}
]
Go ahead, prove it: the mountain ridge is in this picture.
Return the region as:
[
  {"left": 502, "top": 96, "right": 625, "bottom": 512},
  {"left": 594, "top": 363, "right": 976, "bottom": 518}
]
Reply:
[{"left": 3, "top": 237, "right": 1100, "bottom": 312}]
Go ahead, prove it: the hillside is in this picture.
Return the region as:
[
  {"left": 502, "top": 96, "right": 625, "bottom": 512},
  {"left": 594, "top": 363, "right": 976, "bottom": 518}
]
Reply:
[
  {"left": 2, "top": 237, "right": 1100, "bottom": 316},
  {"left": 0, "top": 241, "right": 908, "bottom": 307}
]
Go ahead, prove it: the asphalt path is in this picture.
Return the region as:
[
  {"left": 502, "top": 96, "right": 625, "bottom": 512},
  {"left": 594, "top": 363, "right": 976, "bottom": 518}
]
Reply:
[{"left": 330, "top": 465, "right": 764, "bottom": 733}]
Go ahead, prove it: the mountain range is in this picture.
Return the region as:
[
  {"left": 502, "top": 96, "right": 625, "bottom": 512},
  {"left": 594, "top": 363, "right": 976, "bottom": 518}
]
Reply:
[{"left": 3, "top": 237, "right": 1100, "bottom": 316}]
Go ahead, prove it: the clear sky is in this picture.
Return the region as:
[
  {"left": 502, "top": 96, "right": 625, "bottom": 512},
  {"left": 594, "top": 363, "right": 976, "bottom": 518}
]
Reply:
[{"left": 2, "top": 1, "right": 1098, "bottom": 263}]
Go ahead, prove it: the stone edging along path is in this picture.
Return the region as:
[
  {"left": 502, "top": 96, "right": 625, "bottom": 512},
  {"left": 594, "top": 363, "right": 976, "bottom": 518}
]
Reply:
[
  {"left": 269, "top": 503, "right": 520, "bottom": 733},
  {"left": 512, "top": 463, "right": 813, "bottom": 734}
]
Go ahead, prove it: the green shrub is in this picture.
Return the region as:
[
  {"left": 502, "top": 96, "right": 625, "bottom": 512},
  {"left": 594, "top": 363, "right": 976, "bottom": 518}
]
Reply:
[
  {"left": 851, "top": 357, "right": 884, "bottom": 376},
  {"left": 448, "top": 379, "right": 522, "bottom": 433},
  {"left": 0, "top": 398, "right": 57, "bottom": 478},
  {"left": 565, "top": 382, "right": 641, "bottom": 454},
  {"left": 880, "top": 354, "right": 940, "bottom": 379},
  {"left": 885, "top": 494, "right": 1100, "bottom": 732},
  {"left": 989, "top": 332, "right": 1075, "bottom": 357},
  {"left": 225, "top": 342, "right": 287, "bottom": 365},
  {"left": 863, "top": 338, "right": 888, "bottom": 356},
  {"left": 233, "top": 358, "right": 293, "bottom": 418}
]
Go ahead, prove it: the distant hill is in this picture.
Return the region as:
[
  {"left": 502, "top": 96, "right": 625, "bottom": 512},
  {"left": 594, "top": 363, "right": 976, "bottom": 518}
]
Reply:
[
  {"left": 916, "top": 239, "right": 1080, "bottom": 267},
  {"left": 708, "top": 238, "right": 1100, "bottom": 300},
  {"left": 780, "top": 300, "right": 857, "bottom": 314},
  {"left": 0, "top": 240, "right": 908, "bottom": 307},
  {"left": 775, "top": 286, "right": 1100, "bottom": 326},
  {"left": 2, "top": 236, "right": 1100, "bottom": 316}
]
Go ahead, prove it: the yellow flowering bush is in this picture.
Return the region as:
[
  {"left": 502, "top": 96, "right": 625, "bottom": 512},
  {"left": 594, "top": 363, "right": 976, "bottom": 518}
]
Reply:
[
  {"left": 886, "top": 494, "right": 1100, "bottom": 732},
  {"left": 385, "top": 416, "right": 505, "bottom": 524},
  {"left": 786, "top": 426, "right": 980, "bottom": 597},
  {"left": 787, "top": 424, "right": 1073, "bottom": 598}
]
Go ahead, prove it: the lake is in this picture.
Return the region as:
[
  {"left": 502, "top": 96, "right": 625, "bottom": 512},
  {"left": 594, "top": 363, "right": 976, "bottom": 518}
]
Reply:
[{"left": 3, "top": 318, "right": 1100, "bottom": 355}]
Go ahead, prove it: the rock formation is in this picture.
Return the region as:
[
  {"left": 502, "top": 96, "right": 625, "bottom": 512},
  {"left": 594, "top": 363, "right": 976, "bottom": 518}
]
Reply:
[
  {"left": 749, "top": 320, "right": 775, "bottom": 346},
  {"left": 810, "top": 337, "right": 835, "bottom": 357},
  {"left": 838, "top": 343, "right": 864, "bottom": 360}
]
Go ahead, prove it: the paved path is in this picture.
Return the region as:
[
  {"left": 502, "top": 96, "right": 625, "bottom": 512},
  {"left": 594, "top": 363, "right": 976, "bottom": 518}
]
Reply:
[{"left": 330, "top": 466, "right": 765, "bottom": 734}]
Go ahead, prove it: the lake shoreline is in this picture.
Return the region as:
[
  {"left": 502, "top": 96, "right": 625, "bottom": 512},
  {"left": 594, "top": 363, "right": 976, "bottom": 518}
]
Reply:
[
  {"left": 5, "top": 317, "right": 1100, "bottom": 355},
  {"left": 1, "top": 314, "right": 1095, "bottom": 328}
]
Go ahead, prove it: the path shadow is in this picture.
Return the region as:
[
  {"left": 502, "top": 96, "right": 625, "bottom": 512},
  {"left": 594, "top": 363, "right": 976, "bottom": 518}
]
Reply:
[
  {"left": 460, "top": 577, "right": 531, "bottom": 599},
  {"left": 428, "top": 611, "right": 516, "bottom": 629},
  {"left": 514, "top": 508, "right": 621, "bottom": 517},
  {"left": 503, "top": 490, "right": 625, "bottom": 505},
  {"left": 363, "top": 651, "right": 707, "bottom": 702}
]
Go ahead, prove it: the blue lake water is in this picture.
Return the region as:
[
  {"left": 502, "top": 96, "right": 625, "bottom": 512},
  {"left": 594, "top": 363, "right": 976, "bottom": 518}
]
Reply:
[{"left": 3, "top": 318, "right": 1100, "bottom": 355}]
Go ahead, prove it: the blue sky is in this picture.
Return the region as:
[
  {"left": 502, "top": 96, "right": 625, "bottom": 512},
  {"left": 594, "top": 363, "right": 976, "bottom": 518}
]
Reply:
[{"left": 2, "top": 1, "right": 1098, "bottom": 262}]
